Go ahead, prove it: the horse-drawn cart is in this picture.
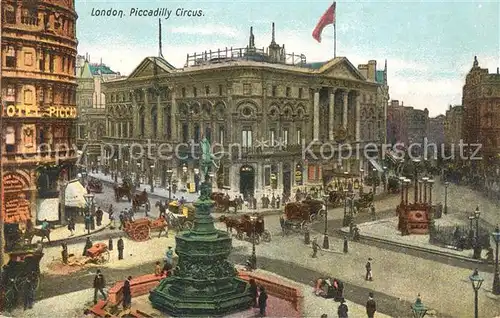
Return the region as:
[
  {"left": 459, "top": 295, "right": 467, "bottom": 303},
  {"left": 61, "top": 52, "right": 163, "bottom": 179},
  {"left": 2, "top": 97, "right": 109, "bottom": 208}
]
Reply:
[
  {"left": 235, "top": 214, "right": 271, "bottom": 244},
  {"left": 123, "top": 217, "right": 168, "bottom": 241},
  {"left": 132, "top": 189, "right": 151, "bottom": 213},
  {"left": 85, "top": 243, "right": 110, "bottom": 263},
  {"left": 87, "top": 177, "right": 103, "bottom": 193},
  {"left": 165, "top": 201, "right": 194, "bottom": 231},
  {"left": 353, "top": 192, "right": 374, "bottom": 213},
  {"left": 283, "top": 199, "right": 325, "bottom": 233}
]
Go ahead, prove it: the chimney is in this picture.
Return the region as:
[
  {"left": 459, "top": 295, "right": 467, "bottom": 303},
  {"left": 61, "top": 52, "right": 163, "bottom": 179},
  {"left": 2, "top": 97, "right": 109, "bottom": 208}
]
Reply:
[
  {"left": 497, "top": 67, "right": 499, "bottom": 74},
  {"left": 357, "top": 64, "right": 368, "bottom": 79},
  {"left": 401, "top": 101, "right": 404, "bottom": 106},
  {"left": 367, "top": 60, "right": 376, "bottom": 81}
]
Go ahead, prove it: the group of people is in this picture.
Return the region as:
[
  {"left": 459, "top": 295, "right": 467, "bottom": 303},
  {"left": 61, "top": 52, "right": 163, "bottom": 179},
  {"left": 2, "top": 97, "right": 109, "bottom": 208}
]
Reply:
[
  {"left": 248, "top": 279, "right": 268, "bottom": 316},
  {"left": 93, "top": 270, "right": 133, "bottom": 309}
]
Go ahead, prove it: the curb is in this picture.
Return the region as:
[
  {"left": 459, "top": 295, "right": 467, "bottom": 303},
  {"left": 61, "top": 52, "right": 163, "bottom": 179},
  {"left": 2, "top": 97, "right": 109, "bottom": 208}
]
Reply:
[
  {"left": 338, "top": 229, "right": 484, "bottom": 263},
  {"left": 45, "top": 223, "right": 111, "bottom": 247}
]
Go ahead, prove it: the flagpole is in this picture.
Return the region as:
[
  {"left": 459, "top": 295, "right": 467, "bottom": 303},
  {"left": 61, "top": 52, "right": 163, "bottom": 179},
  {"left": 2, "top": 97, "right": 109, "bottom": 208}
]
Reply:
[{"left": 333, "top": 1, "right": 336, "bottom": 58}]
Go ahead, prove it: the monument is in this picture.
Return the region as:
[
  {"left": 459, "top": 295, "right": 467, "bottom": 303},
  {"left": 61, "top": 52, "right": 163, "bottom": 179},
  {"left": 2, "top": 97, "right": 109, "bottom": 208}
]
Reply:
[{"left": 149, "top": 137, "right": 252, "bottom": 316}]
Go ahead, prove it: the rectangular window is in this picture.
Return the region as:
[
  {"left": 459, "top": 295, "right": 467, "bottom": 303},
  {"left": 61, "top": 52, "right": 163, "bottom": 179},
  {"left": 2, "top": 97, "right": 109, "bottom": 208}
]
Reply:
[
  {"left": 205, "top": 86, "right": 210, "bottom": 95},
  {"left": 264, "top": 167, "right": 271, "bottom": 186},
  {"left": 296, "top": 128, "right": 302, "bottom": 144},
  {"left": 193, "top": 87, "right": 197, "bottom": 97},
  {"left": 223, "top": 165, "right": 230, "bottom": 186},
  {"left": 219, "top": 84, "right": 223, "bottom": 96},
  {"left": 283, "top": 128, "right": 289, "bottom": 146},
  {"left": 194, "top": 124, "right": 200, "bottom": 142},
  {"left": 182, "top": 124, "right": 189, "bottom": 143},
  {"left": 49, "top": 54, "right": 54, "bottom": 73},
  {"left": 242, "top": 129, "right": 253, "bottom": 147},
  {"left": 24, "top": 90, "right": 33, "bottom": 104},
  {"left": 269, "top": 129, "right": 276, "bottom": 146},
  {"left": 243, "top": 83, "right": 252, "bottom": 95},
  {"left": 39, "top": 53, "right": 46, "bottom": 71},
  {"left": 272, "top": 85, "right": 277, "bottom": 97},
  {"left": 299, "top": 88, "right": 303, "bottom": 98},
  {"left": 308, "top": 165, "right": 316, "bottom": 181},
  {"left": 219, "top": 125, "right": 225, "bottom": 144},
  {"left": 181, "top": 87, "right": 186, "bottom": 98},
  {"left": 286, "top": 87, "right": 291, "bottom": 97},
  {"left": 6, "top": 86, "right": 15, "bottom": 96},
  {"left": 24, "top": 52, "right": 33, "bottom": 66},
  {"left": 6, "top": 47, "right": 16, "bottom": 68}
]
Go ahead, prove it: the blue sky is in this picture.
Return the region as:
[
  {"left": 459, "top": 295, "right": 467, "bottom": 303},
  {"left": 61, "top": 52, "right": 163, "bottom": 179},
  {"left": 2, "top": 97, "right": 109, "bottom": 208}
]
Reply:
[{"left": 77, "top": 0, "right": 499, "bottom": 116}]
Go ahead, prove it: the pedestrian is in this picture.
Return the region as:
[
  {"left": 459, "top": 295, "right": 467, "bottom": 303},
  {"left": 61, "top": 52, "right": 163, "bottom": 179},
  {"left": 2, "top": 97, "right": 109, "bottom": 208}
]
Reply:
[
  {"left": 23, "top": 271, "right": 36, "bottom": 310},
  {"left": 67, "top": 217, "right": 75, "bottom": 236},
  {"left": 119, "top": 211, "right": 125, "bottom": 230},
  {"left": 258, "top": 286, "right": 268, "bottom": 317},
  {"left": 321, "top": 315, "right": 327, "bottom": 318},
  {"left": 279, "top": 214, "right": 286, "bottom": 236},
  {"left": 108, "top": 237, "right": 113, "bottom": 251},
  {"left": 155, "top": 261, "right": 162, "bottom": 276},
  {"left": 165, "top": 246, "right": 174, "bottom": 266},
  {"left": 249, "top": 278, "right": 258, "bottom": 308},
  {"left": 366, "top": 292, "right": 376, "bottom": 318},
  {"left": 41, "top": 219, "right": 50, "bottom": 230},
  {"left": 276, "top": 195, "right": 280, "bottom": 209},
  {"left": 343, "top": 236, "right": 348, "bottom": 253},
  {"left": 365, "top": 258, "right": 373, "bottom": 281},
  {"left": 95, "top": 207, "right": 103, "bottom": 227},
  {"left": 311, "top": 237, "right": 321, "bottom": 258},
  {"left": 117, "top": 236, "right": 124, "bottom": 260},
  {"left": 84, "top": 212, "right": 91, "bottom": 231},
  {"left": 122, "top": 276, "right": 132, "bottom": 309},
  {"left": 83, "top": 236, "right": 93, "bottom": 257},
  {"left": 93, "top": 269, "right": 106, "bottom": 304},
  {"left": 90, "top": 213, "right": 96, "bottom": 230},
  {"left": 61, "top": 242, "right": 68, "bottom": 264},
  {"left": 370, "top": 205, "right": 376, "bottom": 221},
  {"left": 338, "top": 299, "right": 348, "bottom": 318}
]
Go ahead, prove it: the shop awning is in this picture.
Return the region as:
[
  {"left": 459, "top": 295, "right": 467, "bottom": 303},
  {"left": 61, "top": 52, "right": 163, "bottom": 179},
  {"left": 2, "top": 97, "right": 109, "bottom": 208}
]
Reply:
[
  {"left": 37, "top": 198, "right": 59, "bottom": 221},
  {"left": 65, "top": 180, "right": 87, "bottom": 208},
  {"left": 369, "top": 158, "right": 384, "bottom": 172}
]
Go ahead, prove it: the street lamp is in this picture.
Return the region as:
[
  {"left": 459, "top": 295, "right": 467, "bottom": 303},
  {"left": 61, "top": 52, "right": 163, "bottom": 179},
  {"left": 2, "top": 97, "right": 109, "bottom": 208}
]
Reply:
[
  {"left": 383, "top": 166, "right": 387, "bottom": 192},
  {"left": 249, "top": 215, "right": 257, "bottom": 269},
  {"left": 360, "top": 168, "right": 364, "bottom": 185},
  {"left": 83, "top": 193, "right": 95, "bottom": 235},
  {"left": 411, "top": 294, "right": 427, "bottom": 318},
  {"left": 166, "top": 168, "right": 173, "bottom": 202},
  {"left": 182, "top": 164, "right": 188, "bottom": 188},
  {"left": 149, "top": 164, "right": 155, "bottom": 193},
  {"left": 422, "top": 177, "right": 428, "bottom": 203},
  {"left": 399, "top": 176, "right": 405, "bottom": 203},
  {"left": 342, "top": 189, "right": 349, "bottom": 227},
  {"left": 474, "top": 206, "right": 480, "bottom": 240},
  {"left": 113, "top": 158, "right": 118, "bottom": 183},
  {"left": 136, "top": 162, "right": 141, "bottom": 185},
  {"left": 194, "top": 168, "right": 200, "bottom": 193},
  {"left": 469, "top": 268, "right": 484, "bottom": 318},
  {"left": 444, "top": 182, "right": 449, "bottom": 214},
  {"left": 427, "top": 179, "right": 434, "bottom": 205},
  {"left": 491, "top": 226, "right": 500, "bottom": 295},
  {"left": 372, "top": 168, "right": 377, "bottom": 194},
  {"left": 322, "top": 193, "right": 329, "bottom": 249}
]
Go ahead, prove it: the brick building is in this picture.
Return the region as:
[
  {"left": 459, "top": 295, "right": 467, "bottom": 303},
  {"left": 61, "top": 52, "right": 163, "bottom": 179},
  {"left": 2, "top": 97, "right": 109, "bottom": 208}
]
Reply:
[
  {"left": 428, "top": 115, "right": 445, "bottom": 146},
  {"left": 444, "top": 105, "right": 463, "bottom": 146},
  {"left": 387, "top": 100, "right": 429, "bottom": 147}
]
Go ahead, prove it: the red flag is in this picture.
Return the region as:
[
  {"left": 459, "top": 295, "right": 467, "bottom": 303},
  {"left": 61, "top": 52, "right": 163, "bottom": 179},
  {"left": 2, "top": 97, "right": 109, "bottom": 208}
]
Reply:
[{"left": 312, "top": 3, "right": 336, "bottom": 43}]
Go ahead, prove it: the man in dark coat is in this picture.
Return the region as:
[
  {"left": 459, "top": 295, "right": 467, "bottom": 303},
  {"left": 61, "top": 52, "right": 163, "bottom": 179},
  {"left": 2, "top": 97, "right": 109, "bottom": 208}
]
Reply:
[
  {"left": 276, "top": 195, "right": 280, "bottom": 209},
  {"left": 83, "top": 237, "right": 93, "bottom": 256},
  {"left": 366, "top": 292, "right": 376, "bottom": 318},
  {"left": 365, "top": 258, "right": 373, "bottom": 281},
  {"left": 117, "top": 237, "right": 124, "bottom": 260},
  {"left": 93, "top": 269, "right": 106, "bottom": 304},
  {"left": 122, "top": 276, "right": 132, "bottom": 309},
  {"left": 258, "top": 286, "right": 268, "bottom": 317},
  {"left": 337, "top": 299, "right": 348, "bottom": 318},
  {"left": 249, "top": 278, "right": 258, "bottom": 307},
  {"left": 61, "top": 242, "right": 68, "bottom": 264},
  {"left": 343, "top": 236, "right": 349, "bottom": 253},
  {"left": 23, "top": 271, "right": 36, "bottom": 310},
  {"left": 95, "top": 207, "right": 103, "bottom": 227}
]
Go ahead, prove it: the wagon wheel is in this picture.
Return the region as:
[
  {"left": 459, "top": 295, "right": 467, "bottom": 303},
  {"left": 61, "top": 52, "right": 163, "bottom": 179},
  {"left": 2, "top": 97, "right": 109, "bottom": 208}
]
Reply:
[
  {"left": 98, "top": 250, "right": 110, "bottom": 263},
  {"left": 309, "top": 213, "right": 317, "bottom": 223},
  {"left": 132, "top": 224, "right": 150, "bottom": 241},
  {"left": 300, "top": 221, "right": 309, "bottom": 231},
  {"left": 4, "top": 287, "right": 17, "bottom": 310},
  {"left": 261, "top": 230, "right": 272, "bottom": 242},
  {"left": 13, "top": 273, "right": 27, "bottom": 292}
]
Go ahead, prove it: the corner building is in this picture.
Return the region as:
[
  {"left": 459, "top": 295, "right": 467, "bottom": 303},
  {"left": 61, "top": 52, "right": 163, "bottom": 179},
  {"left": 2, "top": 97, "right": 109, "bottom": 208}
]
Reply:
[
  {"left": 102, "top": 25, "right": 388, "bottom": 197},
  {"left": 1, "top": 0, "right": 78, "bottom": 226}
]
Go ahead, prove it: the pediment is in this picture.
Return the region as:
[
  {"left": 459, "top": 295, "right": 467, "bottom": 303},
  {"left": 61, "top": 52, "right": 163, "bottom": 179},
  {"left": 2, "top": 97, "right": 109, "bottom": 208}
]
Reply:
[
  {"left": 318, "top": 57, "right": 366, "bottom": 81},
  {"left": 128, "top": 57, "right": 175, "bottom": 79}
]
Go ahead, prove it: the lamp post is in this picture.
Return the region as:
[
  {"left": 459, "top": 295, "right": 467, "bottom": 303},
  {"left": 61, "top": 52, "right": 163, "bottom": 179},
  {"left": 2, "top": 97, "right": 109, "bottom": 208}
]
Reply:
[
  {"left": 411, "top": 294, "right": 427, "bottom": 318},
  {"left": 399, "top": 176, "right": 405, "bottom": 203},
  {"left": 249, "top": 215, "right": 257, "bottom": 269},
  {"left": 166, "top": 168, "right": 173, "bottom": 203},
  {"left": 124, "top": 161, "right": 129, "bottom": 178},
  {"left": 136, "top": 162, "right": 141, "bottom": 185},
  {"left": 383, "top": 166, "right": 387, "bottom": 192},
  {"left": 492, "top": 226, "right": 500, "bottom": 295},
  {"left": 360, "top": 168, "right": 364, "bottom": 185},
  {"left": 404, "top": 179, "right": 411, "bottom": 205},
  {"left": 342, "top": 189, "right": 349, "bottom": 227},
  {"left": 113, "top": 158, "right": 118, "bottom": 183},
  {"left": 372, "top": 168, "right": 377, "bottom": 194},
  {"left": 474, "top": 207, "right": 480, "bottom": 240},
  {"left": 427, "top": 179, "right": 434, "bottom": 205},
  {"left": 83, "top": 193, "right": 95, "bottom": 235},
  {"left": 182, "top": 164, "right": 188, "bottom": 189},
  {"left": 469, "top": 268, "right": 484, "bottom": 318},
  {"left": 444, "top": 182, "right": 449, "bottom": 214},
  {"left": 422, "top": 177, "right": 428, "bottom": 203},
  {"left": 418, "top": 180, "right": 423, "bottom": 202},
  {"left": 194, "top": 168, "right": 200, "bottom": 193},
  {"left": 322, "top": 193, "right": 329, "bottom": 249},
  {"left": 149, "top": 164, "right": 155, "bottom": 193}
]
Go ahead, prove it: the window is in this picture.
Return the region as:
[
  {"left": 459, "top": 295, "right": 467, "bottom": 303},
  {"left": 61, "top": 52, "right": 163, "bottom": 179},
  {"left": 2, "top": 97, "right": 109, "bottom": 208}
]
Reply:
[
  {"left": 264, "top": 167, "right": 271, "bottom": 186},
  {"left": 5, "top": 7, "right": 15, "bottom": 24},
  {"left": 283, "top": 128, "right": 289, "bottom": 145},
  {"left": 181, "top": 87, "right": 186, "bottom": 97},
  {"left": 272, "top": 85, "right": 277, "bottom": 97},
  {"left": 205, "top": 86, "right": 210, "bottom": 95},
  {"left": 286, "top": 87, "right": 291, "bottom": 97},
  {"left": 193, "top": 87, "right": 197, "bottom": 97},
  {"left": 299, "top": 88, "right": 303, "bottom": 99},
  {"left": 219, "top": 125, "right": 225, "bottom": 144},
  {"left": 219, "top": 84, "right": 223, "bottom": 96},
  {"left": 6, "top": 47, "right": 16, "bottom": 68},
  {"left": 296, "top": 128, "right": 302, "bottom": 144},
  {"left": 49, "top": 54, "right": 54, "bottom": 73},
  {"left": 39, "top": 52, "right": 46, "bottom": 71},
  {"left": 5, "top": 126, "right": 16, "bottom": 153},
  {"left": 24, "top": 90, "right": 33, "bottom": 104},
  {"left": 223, "top": 165, "right": 230, "bottom": 186},
  {"left": 242, "top": 129, "right": 253, "bottom": 147},
  {"left": 24, "top": 52, "right": 33, "bottom": 66},
  {"left": 194, "top": 124, "right": 200, "bottom": 142},
  {"left": 243, "top": 83, "right": 252, "bottom": 95},
  {"left": 270, "top": 129, "right": 276, "bottom": 146},
  {"left": 6, "top": 86, "right": 15, "bottom": 97},
  {"left": 308, "top": 165, "right": 316, "bottom": 181},
  {"left": 182, "top": 124, "right": 189, "bottom": 143}
]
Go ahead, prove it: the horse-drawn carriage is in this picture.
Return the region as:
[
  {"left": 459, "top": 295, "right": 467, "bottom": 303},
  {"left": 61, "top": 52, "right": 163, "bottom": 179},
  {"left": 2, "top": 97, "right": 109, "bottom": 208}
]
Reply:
[
  {"left": 211, "top": 192, "right": 238, "bottom": 213},
  {"left": 85, "top": 242, "right": 110, "bottom": 263},
  {"left": 283, "top": 199, "right": 325, "bottom": 233},
  {"left": 353, "top": 192, "right": 374, "bottom": 213},
  {"left": 219, "top": 214, "right": 271, "bottom": 244},
  {"left": 164, "top": 201, "right": 194, "bottom": 231},
  {"left": 387, "top": 176, "right": 400, "bottom": 194},
  {"left": 1, "top": 249, "right": 43, "bottom": 310},
  {"left": 87, "top": 177, "right": 103, "bottom": 193},
  {"left": 113, "top": 180, "right": 133, "bottom": 202},
  {"left": 132, "top": 189, "right": 151, "bottom": 213},
  {"left": 123, "top": 217, "right": 168, "bottom": 241}
]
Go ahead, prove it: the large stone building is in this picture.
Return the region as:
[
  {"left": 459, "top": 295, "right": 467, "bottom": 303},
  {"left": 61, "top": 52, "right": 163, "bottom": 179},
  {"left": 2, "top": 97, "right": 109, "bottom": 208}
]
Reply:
[
  {"left": 387, "top": 100, "right": 429, "bottom": 147},
  {"left": 102, "top": 24, "right": 388, "bottom": 197},
  {"left": 76, "top": 54, "right": 123, "bottom": 167},
  {"left": 462, "top": 56, "right": 500, "bottom": 164},
  {"left": 1, "top": 0, "right": 78, "bottom": 227},
  {"left": 444, "top": 105, "right": 463, "bottom": 146},
  {"left": 428, "top": 115, "right": 445, "bottom": 146}
]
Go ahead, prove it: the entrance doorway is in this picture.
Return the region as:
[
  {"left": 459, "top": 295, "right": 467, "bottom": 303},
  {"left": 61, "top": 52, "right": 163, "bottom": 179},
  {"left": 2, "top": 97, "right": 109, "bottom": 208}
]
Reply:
[
  {"left": 282, "top": 163, "right": 291, "bottom": 196},
  {"left": 239, "top": 165, "right": 255, "bottom": 198}
]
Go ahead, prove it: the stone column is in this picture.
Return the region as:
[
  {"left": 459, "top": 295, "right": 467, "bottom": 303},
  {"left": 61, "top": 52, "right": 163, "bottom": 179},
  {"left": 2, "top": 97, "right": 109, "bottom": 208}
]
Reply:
[
  {"left": 356, "top": 92, "right": 361, "bottom": 141},
  {"left": 343, "top": 90, "right": 349, "bottom": 130},
  {"left": 156, "top": 93, "right": 163, "bottom": 140},
  {"left": 143, "top": 88, "right": 153, "bottom": 139},
  {"left": 170, "top": 86, "right": 178, "bottom": 141},
  {"left": 313, "top": 89, "right": 320, "bottom": 140},
  {"left": 227, "top": 85, "right": 234, "bottom": 143},
  {"left": 127, "top": 122, "right": 130, "bottom": 138},
  {"left": 329, "top": 89, "right": 336, "bottom": 140},
  {"left": 131, "top": 90, "right": 139, "bottom": 138}
]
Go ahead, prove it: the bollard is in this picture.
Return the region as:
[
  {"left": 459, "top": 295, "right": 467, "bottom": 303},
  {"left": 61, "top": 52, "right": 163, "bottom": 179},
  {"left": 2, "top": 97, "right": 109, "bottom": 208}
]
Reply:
[
  {"left": 304, "top": 229, "right": 310, "bottom": 245},
  {"left": 108, "top": 237, "right": 114, "bottom": 251}
]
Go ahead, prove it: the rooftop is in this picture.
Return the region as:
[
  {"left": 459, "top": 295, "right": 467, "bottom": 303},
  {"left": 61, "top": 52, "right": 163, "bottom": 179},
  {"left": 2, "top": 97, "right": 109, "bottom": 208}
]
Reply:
[{"left": 89, "top": 63, "right": 119, "bottom": 75}]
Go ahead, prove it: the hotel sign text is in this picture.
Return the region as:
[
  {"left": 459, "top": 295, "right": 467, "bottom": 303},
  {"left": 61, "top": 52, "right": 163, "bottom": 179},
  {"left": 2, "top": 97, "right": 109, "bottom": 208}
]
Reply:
[{"left": 4, "top": 104, "right": 77, "bottom": 118}]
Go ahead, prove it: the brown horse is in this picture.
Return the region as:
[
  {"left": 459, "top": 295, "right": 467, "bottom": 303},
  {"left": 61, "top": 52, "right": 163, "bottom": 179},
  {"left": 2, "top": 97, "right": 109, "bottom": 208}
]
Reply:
[
  {"left": 114, "top": 183, "right": 132, "bottom": 202},
  {"left": 132, "top": 190, "right": 150, "bottom": 212},
  {"left": 218, "top": 215, "right": 242, "bottom": 234},
  {"left": 211, "top": 193, "right": 238, "bottom": 213},
  {"left": 24, "top": 222, "right": 51, "bottom": 244}
]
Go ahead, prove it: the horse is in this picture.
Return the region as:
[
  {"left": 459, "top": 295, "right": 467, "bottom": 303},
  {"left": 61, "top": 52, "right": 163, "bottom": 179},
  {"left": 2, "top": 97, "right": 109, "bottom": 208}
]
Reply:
[
  {"left": 24, "top": 222, "right": 51, "bottom": 244},
  {"left": 150, "top": 216, "right": 169, "bottom": 238},
  {"left": 113, "top": 183, "right": 132, "bottom": 202},
  {"left": 211, "top": 193, "right": 238, "bottom": 213},
  {"left": 132, "top": 189, "right": 150, "bottom": 212},
  {"left": 218, "top": 215, "right": 242, "bottom": 234},
  {"left": 155, "top": 201, "right": 168, "bottom": 218}
]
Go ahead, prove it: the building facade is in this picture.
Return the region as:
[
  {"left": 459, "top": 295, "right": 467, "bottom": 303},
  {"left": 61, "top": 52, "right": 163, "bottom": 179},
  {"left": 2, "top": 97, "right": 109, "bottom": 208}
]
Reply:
[
  {"left": 102, "top": 25, "right": 387, "bottom": 197},
  {"left": 1, "top": 0, "right": 78, "bottom": 226},
  {"left": 462, "top": 56, "right": 500, "bottom": 163},
  {"left": 387, "top": 100, "right": 429, "bottom": 147},
  {"left": 76, "top": 54, "right": 123, "bottom": 167},
  {"left": 444, "top": 105, "right": 463, "bottom": 146},
  {"left": 428, "top": 115, "right": 445, "bottom": 146}
]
